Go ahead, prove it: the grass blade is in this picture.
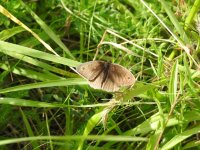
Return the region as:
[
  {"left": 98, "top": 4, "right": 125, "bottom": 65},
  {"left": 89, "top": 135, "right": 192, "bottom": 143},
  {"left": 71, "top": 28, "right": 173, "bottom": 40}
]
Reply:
[
  {"left": 161, "top": 125, "right": 200, "bottom": 150},
  {"left": 169, "top": 61, "right": 178, "bottom": 104},
  {"left": 0, "top": 41, "right": 80, "bottom": 67},
  {"left": 0, "top": 78, "right": 86, "bottom": 94}
]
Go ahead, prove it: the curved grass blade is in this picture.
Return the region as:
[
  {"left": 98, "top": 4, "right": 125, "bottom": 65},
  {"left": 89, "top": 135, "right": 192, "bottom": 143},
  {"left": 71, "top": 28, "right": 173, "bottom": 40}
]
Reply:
[
  {"left": 0, "top": 26, "right": 25, "bottom": 41},
  {"left": 3, "top": 50, "right": 78, "bottom": 78},
  {"left": 0, "top": 97, "right": 66, "bottom": 108},
  {"left": 169, "top": 61, "right": 178, "bottom": 104},
  {"left": 20, "top": 1, "right": 75, "bottom": 59},
  {"left": 0, "top": 4, "right": 58, "bottom": 56},
  {"left": 0, "top": 63, "right": 64, "bottom": 81},
  {"left": 184, "top": 0, "right": 200, "bottom": 30},
  {"left": 0, "top": 135, "right": 148, "bottom": 146},
  {"left": 159, "top": 0, "right": 190, "bottom": 43},
  {"left": 161, "top": 125, "right": 200, "bottom": 150},
  {"left": 0, "top": 78, "right": 87, "bottom": 94},
  {"left": 0, "top": 41, "right": 80, "bottom": 67},
  {"left": 20, "top": 108, "right": 39, "bottom": 150}
]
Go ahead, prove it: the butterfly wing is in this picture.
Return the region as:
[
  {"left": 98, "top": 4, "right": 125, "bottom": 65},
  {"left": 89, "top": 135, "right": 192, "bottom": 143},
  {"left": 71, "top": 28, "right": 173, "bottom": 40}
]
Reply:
[
  {"left": 100, "top": 63, "right": 135, "bottom": 92},
  {"left": 88, "top": 70, "right": 105, "bottom": 90},
  {"left": 107, "top": 63, "right": 135, "bottom": 87},
  {"left": 76, "top": 61, "right": 105, "bottom": 81},
  {"left": 89, "top": 69, "right": 120, "bottom": 92},
  {"left": 101, "top": 76, "right": 120, "bottom": 92}
]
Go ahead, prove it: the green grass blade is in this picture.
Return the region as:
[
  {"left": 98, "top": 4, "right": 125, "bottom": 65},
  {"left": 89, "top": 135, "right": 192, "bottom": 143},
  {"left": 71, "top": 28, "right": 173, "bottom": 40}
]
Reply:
[
  {"left": 0, "top": 97, "right": 66, "bottom": 107},
  {"left": 77, "top": 111, "right": 103, "bottom": 150},
  {"left": 0, "top": 26, "right": 25, "bottom": 40},
  {"left": 0, "top": 78, "right": 86, "bottom": 94},
  {"left": 20, "top": 31, "right": 50, "bottom": 48},
  {"left": 0, "top": 41, "right": 80, "bottom": 67},
  {"left": 0, "top": 135, "right": 148, "bottom": 146},
  {"left": 183, "top": 140, "right": 200, "bottom": 149},
  {"left": 3, "top": 50, "right": 78, "bottom": 77},
  {"left": 159, "top": 0, "right": 190, "bottom": 43},
  {"left": 161, "top": 125, "right": 200, "bottom": 150},
  {"left": 123, "top": 82, "right": 157, "bottom": 102},
  {"left": 0, "top": 63, "right": 64, "bottom": 81},
  {"left": 169, "top": 61, "right": 178, "bottom": 104},
  {"left": 20, "top": 108, "right": 40, "bottom": 150},
  {"left": 185, "top": 0, "right": 200, "bottom": 30},
  {"left": 124, "top": 110, "right": 200, "bottom": 137},
  {"left": 0, "top": 97, "right": 125, "bottom": 108},
  {"left": 0, "top": 4, "right": 58, "bottom": 56}
]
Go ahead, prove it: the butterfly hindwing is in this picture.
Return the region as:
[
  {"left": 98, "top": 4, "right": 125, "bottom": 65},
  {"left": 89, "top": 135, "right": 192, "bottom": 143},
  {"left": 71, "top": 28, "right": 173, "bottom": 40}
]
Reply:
[
  {"left": 107, "top": 63, "right": 135, "bottom": 86},
  {"left": 101, "top": 76, "right": 119, "bottom": 92}
]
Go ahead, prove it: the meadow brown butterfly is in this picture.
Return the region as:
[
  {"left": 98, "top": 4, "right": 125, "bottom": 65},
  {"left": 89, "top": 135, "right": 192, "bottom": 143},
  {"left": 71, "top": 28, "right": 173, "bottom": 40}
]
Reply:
[{"left": 76, "top": 61, "right": 135, "bottom": 92}]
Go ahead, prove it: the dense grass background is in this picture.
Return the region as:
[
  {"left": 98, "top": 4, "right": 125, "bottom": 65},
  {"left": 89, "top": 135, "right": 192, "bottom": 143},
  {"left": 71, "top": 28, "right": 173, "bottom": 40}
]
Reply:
[{"left": 0, "top": 0, "right": 200, "bottom": 149}]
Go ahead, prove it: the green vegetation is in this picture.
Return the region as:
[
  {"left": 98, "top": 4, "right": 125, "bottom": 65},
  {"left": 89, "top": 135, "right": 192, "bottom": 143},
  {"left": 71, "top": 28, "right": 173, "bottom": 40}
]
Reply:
[{"left": 0, "top": 0, "right": 200, "bottom": 149}]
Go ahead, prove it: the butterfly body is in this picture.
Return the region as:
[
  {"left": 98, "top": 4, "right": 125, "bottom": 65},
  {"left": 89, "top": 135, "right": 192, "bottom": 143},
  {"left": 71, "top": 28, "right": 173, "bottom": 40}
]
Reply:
[
  {"left": 76, "top": 61, "right": 135, "bottom": 92},
  {"left": 99, "top": 62, "right": 110, "bottom": 87}
]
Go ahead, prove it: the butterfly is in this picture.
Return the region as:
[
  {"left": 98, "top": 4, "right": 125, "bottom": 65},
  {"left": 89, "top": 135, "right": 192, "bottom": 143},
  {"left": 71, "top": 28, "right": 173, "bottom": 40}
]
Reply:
[{"left": 76, "top": 61, "right": 135, "bottom": 92}]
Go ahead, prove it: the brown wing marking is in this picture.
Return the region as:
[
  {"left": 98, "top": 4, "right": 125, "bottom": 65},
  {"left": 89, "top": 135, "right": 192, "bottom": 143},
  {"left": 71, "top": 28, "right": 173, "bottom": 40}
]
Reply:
[
  {"left": 88, "top": 70, "right": 105, "bottom": 90},
  {"left": 101, "top": 76, "right": 119, "bottom": 92}
]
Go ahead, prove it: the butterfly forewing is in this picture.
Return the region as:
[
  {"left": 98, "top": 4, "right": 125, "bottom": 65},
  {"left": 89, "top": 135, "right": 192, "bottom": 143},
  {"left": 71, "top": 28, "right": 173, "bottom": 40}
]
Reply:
[
  {"left": 88, "top": 70, "right": 105, "bottom": 90},
  {"left": 76, "top": 61, "right": 104, "bottom": 81}
]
